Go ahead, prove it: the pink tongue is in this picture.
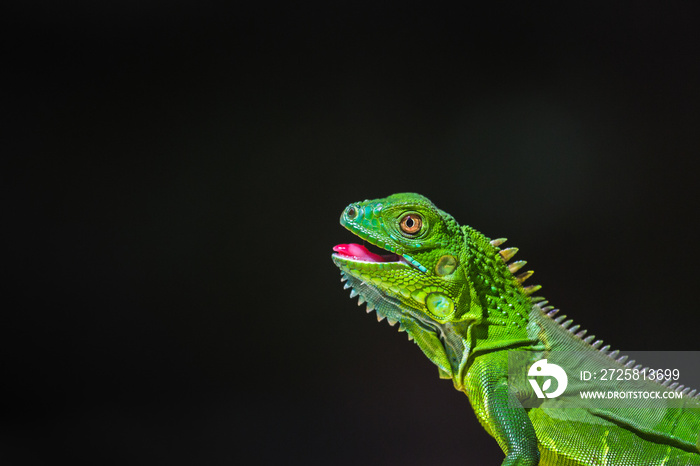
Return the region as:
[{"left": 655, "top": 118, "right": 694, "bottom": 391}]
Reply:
[{"left": 333, "top": 243, "right": 387, "bottom": 262}]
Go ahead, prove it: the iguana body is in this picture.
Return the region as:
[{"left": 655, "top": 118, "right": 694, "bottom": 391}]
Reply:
[{"left": 332, "top": 193, "right": 700, "bottom": 466}]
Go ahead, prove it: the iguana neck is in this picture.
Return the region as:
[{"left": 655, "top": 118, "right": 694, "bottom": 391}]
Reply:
[
  {"left": 461, "top": 225, "right": 536, "bottom": 347},
  {"left": 441, "top": 226, "right": 541, "bottom": 392}
]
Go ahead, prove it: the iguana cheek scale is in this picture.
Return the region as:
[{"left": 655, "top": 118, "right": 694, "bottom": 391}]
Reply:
[{"left": 332, "top": 192, "right": 700, "bottom": 466}]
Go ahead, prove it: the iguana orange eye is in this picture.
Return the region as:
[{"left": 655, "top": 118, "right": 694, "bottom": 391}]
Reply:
[{"left": 399, "top": 214, "right": 422, "bottom": 235}]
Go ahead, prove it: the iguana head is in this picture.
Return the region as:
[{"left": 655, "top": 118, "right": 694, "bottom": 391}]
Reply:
[
  {"left": 332, "top": 193, "right": 537, "bottom": 384},
  {"left": 332, "top": 193, "right": 473, "bottom": 380}
]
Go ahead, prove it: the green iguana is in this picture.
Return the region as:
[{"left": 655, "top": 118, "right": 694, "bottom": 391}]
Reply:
[{"left": 332, "top": 193, "right": 700, "bottom": 466}]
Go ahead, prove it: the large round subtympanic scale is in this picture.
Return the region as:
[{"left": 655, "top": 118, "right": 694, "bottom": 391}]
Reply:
[{"left": 426, "top": 292, "right": 454, "bottom": 318}]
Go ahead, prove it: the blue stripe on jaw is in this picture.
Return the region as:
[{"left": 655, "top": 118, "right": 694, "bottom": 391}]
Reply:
[{"left": 402, "top": 253, "right": 428, "bottom": 273}]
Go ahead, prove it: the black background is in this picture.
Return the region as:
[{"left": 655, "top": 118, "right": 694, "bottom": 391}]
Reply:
[{"left": 5, "top": 2, "right": 700, "bottom": 465}]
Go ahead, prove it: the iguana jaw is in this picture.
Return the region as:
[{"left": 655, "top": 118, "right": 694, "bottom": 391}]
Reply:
[
  {"left": 332, "top": 243, "right": 455, "bottom": 378},
  {"left": 331, "top": 240, "right": 429, "bottom": 333}
]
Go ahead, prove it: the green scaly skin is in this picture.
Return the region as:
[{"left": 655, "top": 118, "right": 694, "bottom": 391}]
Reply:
[{"left": 332, "top": 193, "right": 700, "bottom": 466}]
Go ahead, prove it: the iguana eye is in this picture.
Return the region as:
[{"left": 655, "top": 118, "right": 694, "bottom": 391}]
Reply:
[{"left": 399, "top": 214, "right": 422, "bottom": 235}]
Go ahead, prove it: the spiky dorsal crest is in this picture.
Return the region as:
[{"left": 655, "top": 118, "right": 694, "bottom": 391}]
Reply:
[
  {"left": 490, "top": 237, "right": 541, "bottom": 296},
  {"left": 490, "top": 237, "right": 700, "bottom": 401},
  {"left": 533, "top": 294, "right": 700, "bottom": 401}
]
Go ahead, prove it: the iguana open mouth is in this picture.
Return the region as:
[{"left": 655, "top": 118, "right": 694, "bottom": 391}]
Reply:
[{"left": 332, "top": 243, "right": 402, "bottom": 263}]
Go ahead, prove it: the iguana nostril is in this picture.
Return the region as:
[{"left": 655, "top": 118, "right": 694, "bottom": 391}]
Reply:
[{"left": 346, "top": 206, "right": 357, "bottom": 220}]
